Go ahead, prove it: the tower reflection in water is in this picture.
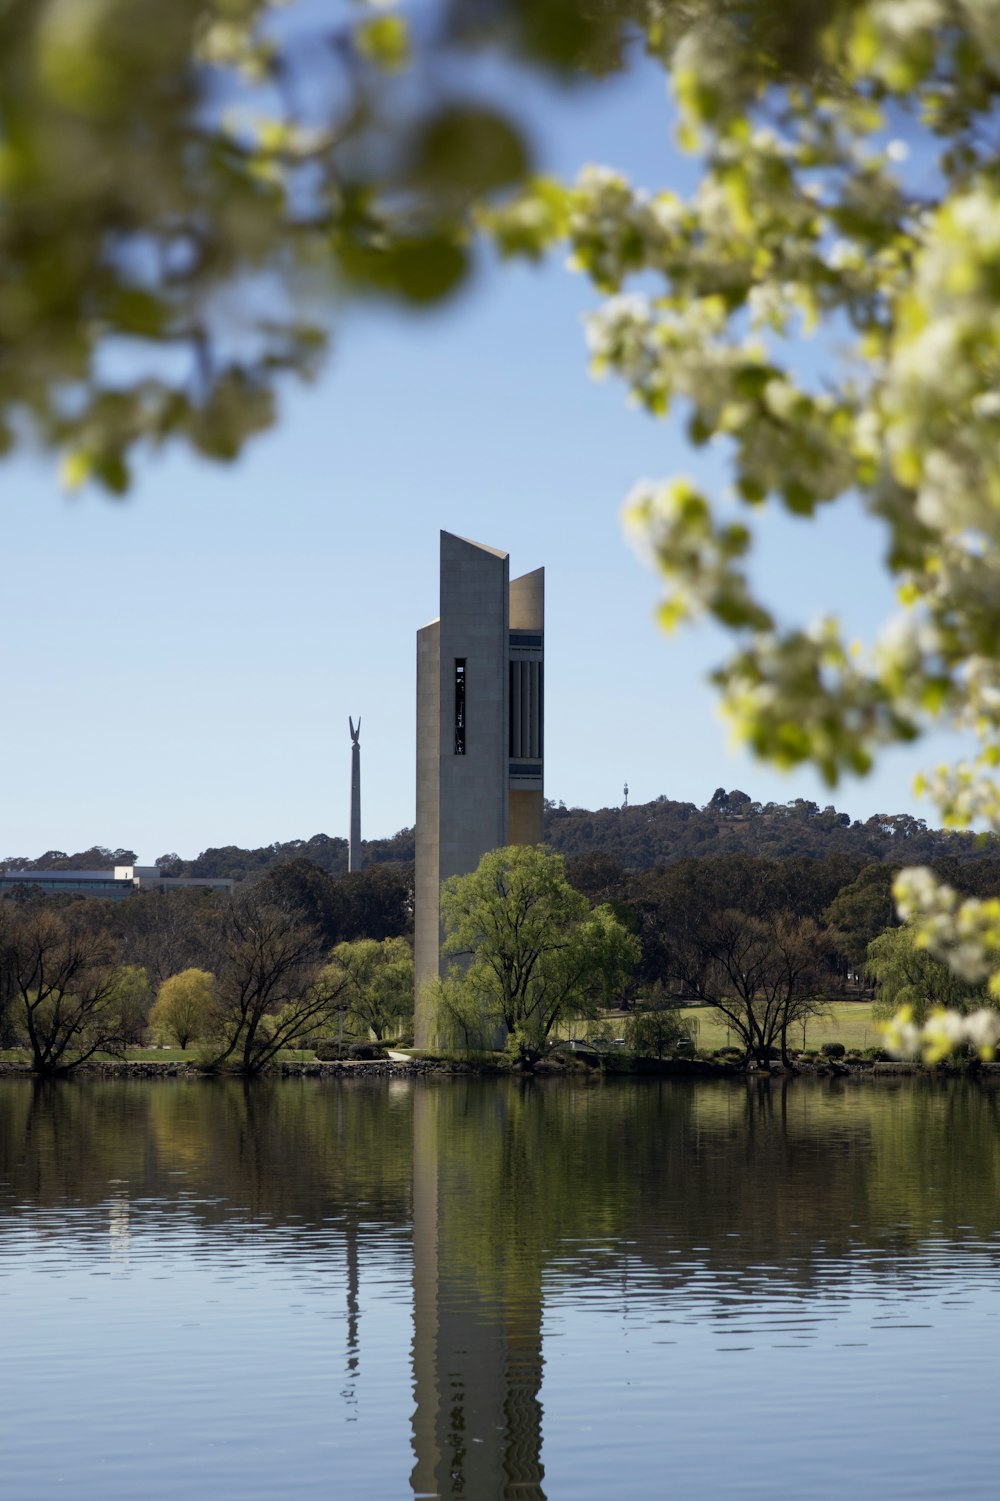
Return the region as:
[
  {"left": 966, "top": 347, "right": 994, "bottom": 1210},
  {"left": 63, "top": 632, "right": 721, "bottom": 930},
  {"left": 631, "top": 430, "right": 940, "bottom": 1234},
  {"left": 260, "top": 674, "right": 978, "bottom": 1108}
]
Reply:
[{"left": 411, "top": 1084, "right": 546, "bottom": 1501}]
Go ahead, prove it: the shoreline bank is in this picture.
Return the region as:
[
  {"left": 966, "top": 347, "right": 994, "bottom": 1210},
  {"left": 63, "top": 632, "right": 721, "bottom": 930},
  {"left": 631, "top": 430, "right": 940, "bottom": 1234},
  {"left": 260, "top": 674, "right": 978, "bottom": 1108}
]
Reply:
[{"left": 1, "top": 1055, "right": 998, "bottom": 1082}]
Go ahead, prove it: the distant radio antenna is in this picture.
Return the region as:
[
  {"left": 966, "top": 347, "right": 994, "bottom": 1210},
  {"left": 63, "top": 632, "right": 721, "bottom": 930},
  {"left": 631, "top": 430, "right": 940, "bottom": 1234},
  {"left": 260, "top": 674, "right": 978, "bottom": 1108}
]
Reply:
[
  {"left": 349, "top": 717, "right": 362, "bottom": 872},
  {"left": 623, "top": 782, "right": 628, "bottom": 810}
]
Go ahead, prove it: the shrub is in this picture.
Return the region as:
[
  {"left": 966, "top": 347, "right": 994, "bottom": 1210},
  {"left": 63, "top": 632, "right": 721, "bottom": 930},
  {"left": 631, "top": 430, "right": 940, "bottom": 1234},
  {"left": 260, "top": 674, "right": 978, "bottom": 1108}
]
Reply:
[
  {"left": 821, "top": 1041, "right": 846, "bottom": 1059},
  {"left": 599, "top": 1050, "right": 635, "bottom": 1074},
  {"left": 314, "top": 1040, "right": 349, "bottom": 1061},
  {"left": 625, "top": 1006, "right": 690, "bottom": 1060},
  {"left": 348, "top": 1042, "right": 386, "bottom": 1060}
]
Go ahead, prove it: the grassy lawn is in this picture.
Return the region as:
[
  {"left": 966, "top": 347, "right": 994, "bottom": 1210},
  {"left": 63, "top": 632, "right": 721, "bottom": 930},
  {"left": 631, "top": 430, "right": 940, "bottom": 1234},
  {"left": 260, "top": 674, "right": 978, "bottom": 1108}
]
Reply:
[
  {"left": 1, "top": 1017, "right": 886, "bottom": 1067},
  {"left": 0, "top": 1046, "right": 321, "bottom": 1066},
  {"left": 679, "top": 1000, "right": 880, "bottom": 1052}
]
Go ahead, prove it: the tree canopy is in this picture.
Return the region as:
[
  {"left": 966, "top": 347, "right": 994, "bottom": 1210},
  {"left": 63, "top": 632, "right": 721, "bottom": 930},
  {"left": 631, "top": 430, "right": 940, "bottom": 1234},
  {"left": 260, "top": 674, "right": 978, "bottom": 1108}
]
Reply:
[
  {"left": 434, "top": 844, "right": 638, "bottom": 1062},
  {"left": 149, "top": 967, "right": 218, "bottom": 1050},
  {"left": 328, "top": 937, "right": 414, "bottom": 1042},
  {"left": 866, "top": 922, "right": 990, "bottom": 1028}
]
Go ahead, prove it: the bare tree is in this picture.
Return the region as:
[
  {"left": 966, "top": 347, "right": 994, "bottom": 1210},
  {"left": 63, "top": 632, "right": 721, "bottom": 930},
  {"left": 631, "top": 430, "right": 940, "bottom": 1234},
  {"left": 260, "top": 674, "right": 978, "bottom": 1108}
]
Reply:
[
  {"left": 664, "top": 906, "right": 828, "bottom": 1071},
  {"left": 0, "top": 905, "right": 127, "bottom": 1076},
  {"left": 770, "top": 916, "right": 830, "bottom": 1067},
  {"left": 109, "top": 888, "right": 224, "bottom": 987},
  {"left": 207, "top": 892, "right": 349, "bottom": 1074}
]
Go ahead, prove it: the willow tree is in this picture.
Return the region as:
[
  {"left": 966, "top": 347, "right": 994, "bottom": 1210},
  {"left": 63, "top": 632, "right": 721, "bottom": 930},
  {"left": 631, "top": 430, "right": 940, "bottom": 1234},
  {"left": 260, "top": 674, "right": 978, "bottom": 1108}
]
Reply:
[
  {"left": 867, "top": 923, "right": 990, "bottom": 1027},
  {"left": 329, "top": 937, "right": 414, "bottom": 1042},
  {"left": 149, "top": 968, "right": 218, "bottom": 1050},
  {"left": 487, "top": 1, "right": 1000, "bottom": 1040},
  {"left": 435, "top": 845, "right": 638, "bottom": 1063}
]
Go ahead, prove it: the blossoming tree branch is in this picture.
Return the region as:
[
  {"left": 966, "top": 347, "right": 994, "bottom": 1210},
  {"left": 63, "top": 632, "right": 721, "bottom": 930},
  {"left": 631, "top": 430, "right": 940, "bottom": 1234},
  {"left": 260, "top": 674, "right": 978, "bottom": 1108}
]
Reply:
[{"left": 485, "top": 0, "right": 1000, "bottom": 1053}]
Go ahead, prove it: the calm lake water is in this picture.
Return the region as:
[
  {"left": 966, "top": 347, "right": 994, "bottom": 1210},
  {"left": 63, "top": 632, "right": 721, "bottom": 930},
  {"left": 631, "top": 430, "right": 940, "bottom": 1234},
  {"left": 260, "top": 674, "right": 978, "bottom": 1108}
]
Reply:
[{"left": 2, "top": 1074, "right": 1000, "bottom": 1500}]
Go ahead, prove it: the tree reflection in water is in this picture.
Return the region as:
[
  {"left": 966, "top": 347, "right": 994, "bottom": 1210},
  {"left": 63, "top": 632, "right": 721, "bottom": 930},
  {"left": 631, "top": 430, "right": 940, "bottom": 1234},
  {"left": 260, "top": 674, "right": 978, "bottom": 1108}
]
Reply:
[{"left": 3, "top": 1075, "right": 1000, "bottom": 1498}]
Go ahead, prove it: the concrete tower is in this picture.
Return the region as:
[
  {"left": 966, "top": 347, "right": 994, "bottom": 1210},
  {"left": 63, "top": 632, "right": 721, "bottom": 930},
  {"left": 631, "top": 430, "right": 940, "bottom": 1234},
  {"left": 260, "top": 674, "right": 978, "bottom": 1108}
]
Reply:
[
  {"left": 348, "top": 716, "right": 362, "bottom": 873},
  {"left": 414, "top": 532, "right": 544, "bottom": 1047}
]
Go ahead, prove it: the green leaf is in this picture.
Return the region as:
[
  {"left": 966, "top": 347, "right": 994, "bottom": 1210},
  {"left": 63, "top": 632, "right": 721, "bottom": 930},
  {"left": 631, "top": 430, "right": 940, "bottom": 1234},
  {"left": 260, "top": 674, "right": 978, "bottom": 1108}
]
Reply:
[
  {"left": 736, "top": 475, "right": 767, "bottom": 504},
  {"left": 94, "top": 452, "right": 130, "bottom": 495},
  {"left": 111, "top": 290, "right": 169, "bottom": 339},
  {"left": 781, "top": 479, "right": 816, "bottom": 515},
  {"left": 382, "top": 237, "right": 470, "bottom": 303},
  {"left": 412, "top": 107, "right": 530, "bottom": 197},
  {"left": 688, "top": 412, "right": 712, "bottom": 446}
]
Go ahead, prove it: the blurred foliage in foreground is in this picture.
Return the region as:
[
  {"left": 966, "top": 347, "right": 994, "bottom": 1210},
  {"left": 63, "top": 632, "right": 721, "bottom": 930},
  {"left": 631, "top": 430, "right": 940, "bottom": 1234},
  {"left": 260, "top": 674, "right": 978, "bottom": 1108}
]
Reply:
[
  {"left": 0, "top": 0, "right": 638, "bottom": 490},
  {"left": 484, "top": 0, "right": 1000, "bottom": 1020}
]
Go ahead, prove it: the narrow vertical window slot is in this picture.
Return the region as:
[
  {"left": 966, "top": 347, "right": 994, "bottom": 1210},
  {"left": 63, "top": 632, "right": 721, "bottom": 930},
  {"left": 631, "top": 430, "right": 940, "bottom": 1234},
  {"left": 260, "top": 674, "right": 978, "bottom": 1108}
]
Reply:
[
  {"left": 454, "top": 659, "right": 466, "bottom": 755},
  {"left": 538, "top": 662, "right": 544, "bottom": 758},
  {"left": 511, "top": 661, "right": 522, "bottom": 757}
]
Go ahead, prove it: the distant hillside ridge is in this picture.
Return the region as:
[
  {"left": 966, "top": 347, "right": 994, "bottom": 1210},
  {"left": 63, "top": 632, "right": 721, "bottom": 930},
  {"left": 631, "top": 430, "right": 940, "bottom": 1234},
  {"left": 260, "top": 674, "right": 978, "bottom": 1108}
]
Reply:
[
  {"left": 3, "top": 788, "right": 994, "bottom": 883},
  {"left": 542, "top": 789, "right": 996, "bottom": 867}
]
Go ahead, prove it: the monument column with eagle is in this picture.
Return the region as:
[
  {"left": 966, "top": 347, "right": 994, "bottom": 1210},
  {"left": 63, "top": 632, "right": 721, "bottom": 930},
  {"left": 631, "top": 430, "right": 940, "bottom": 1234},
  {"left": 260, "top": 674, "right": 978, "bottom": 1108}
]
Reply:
[{"left": 349, "top": 717, "right": 362, "bottom": 873}]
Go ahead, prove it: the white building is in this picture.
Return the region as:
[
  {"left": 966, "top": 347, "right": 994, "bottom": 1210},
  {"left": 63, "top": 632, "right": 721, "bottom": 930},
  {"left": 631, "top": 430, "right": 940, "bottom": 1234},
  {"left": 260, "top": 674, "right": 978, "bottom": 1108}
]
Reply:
[{"left": 0, "top": 865, "right": 233, "bottom": 900}]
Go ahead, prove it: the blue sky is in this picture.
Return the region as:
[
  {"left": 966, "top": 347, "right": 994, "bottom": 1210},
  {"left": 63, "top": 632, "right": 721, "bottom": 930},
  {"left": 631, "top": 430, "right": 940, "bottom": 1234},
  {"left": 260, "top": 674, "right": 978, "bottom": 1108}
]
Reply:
[{"left": 2, "top": 49, "right": 964, "bottom": 863}]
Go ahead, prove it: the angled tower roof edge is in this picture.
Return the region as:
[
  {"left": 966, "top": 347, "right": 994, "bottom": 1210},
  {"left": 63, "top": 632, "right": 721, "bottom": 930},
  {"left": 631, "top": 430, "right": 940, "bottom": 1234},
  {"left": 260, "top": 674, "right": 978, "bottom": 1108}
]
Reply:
[
  {"left": 509, "top": 566, "right": 544, "bottom": 630},
  {"left": 444, "top": 529, "right": 509, "bottom": 561}
]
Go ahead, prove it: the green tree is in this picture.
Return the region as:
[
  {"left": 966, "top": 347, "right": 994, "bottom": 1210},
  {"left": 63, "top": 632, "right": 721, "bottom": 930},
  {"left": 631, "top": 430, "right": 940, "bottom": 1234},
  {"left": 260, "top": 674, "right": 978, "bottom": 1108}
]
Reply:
[
  {"left": 434, "top": 845, "right": 638, "bottom": 1064},
  {"left": 324, "top": 867, "right": 414, "bottom": 943},
  {"left": 625, "top": 998, "right": 690, "bottom": 1061},
  {"left": 106, "top": 963, "right": 152, "bottom": 1045},
  {"left": 149, "top": 967, "right": 217, "bottom": 1050},
  {"left": 257, "top": 860, "right": 413, "bottom": 947},
  {"left": 565, "top": 851, "right": 629, "bottom": 905},
  {"left": 324, "top": 937, "right": 414, "bottom": 1042},
  {"left": 254, "top": 860, "right": 344, "bottom": 946},
  {"left": 486, "top": 2, "right": 1000, "bottom": 997},
  {"left": 825, "top": 864, "right": 899, "bottom": 974},
  {"left": 866, "top": 924, "right": 990, "bottom": 1027}
]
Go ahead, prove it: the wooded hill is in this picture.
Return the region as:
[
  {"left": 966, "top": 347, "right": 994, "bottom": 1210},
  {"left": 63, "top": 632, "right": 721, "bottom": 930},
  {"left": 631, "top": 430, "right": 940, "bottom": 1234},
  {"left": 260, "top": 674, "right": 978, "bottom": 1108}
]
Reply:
[
  {"left": 543, "top": 789, "right": 997, "bottom": 868},
  {"left": 4, "top": 788, "right": 996, "bottom": 883}
]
